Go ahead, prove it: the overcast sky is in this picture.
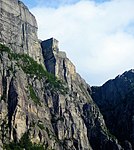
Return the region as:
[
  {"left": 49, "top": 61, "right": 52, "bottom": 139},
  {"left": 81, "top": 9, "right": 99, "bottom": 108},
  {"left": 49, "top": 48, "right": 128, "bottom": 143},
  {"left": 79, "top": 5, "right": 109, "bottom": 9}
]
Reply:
[{"left": 21, "top": 0, "right": 134, "bottom": 86}]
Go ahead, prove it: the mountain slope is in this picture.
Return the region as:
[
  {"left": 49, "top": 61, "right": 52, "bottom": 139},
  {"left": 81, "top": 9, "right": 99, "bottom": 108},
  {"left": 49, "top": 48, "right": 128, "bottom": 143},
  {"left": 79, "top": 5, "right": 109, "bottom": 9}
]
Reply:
[{"left": 91, "top": 70, "right": 134, "bottom": 150}]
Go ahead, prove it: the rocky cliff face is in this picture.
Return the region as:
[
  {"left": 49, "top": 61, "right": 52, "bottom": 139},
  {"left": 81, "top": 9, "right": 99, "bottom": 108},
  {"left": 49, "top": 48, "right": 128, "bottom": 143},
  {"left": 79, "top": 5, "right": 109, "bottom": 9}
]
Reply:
[
  {"left": 0, "top": 0, "right": 43, "bottom": 64},
  {"left": 91, "top": 70, "right": 134, "bottom": 150},
  {"left": 40, "top": 38, "right": 123, "bottom": 150},
  {"left": 0, "top": 0, "right": 127, "bottom": 150}
]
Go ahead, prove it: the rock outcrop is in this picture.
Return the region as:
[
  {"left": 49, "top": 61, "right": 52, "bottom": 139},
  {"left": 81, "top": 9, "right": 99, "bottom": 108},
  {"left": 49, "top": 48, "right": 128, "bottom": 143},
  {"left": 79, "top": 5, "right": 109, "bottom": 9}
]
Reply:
[
  {"left": 0, "top": 40, "right": 122, "bottom": 149},
  {"left": 41, "top": 38, "right": 122, "bottom": 150},
  {"left": 0, "top": 0, "right": 43, "bottom": 63},
  {"left": 91, "top": 70, "right": 134, "bottom": 150}
]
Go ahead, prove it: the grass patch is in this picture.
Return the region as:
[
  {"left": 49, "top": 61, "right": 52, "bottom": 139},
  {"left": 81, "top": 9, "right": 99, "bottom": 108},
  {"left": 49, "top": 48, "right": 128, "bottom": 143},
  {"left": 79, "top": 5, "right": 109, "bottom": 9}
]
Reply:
[
  {"left": 29, "top": 85, "right": 41, "bottom": 106},
  {"left": 3, "top": 132, "right": 44, "bottom": 150},
  {"left": 0, "top": 43, "right": 68, "bottom": 95},
  {"left": 37, "top": 121, "right": 45, "bottom": 130},
  {"left": 0, "top": 44, "right": 10, "bottom": 53}
]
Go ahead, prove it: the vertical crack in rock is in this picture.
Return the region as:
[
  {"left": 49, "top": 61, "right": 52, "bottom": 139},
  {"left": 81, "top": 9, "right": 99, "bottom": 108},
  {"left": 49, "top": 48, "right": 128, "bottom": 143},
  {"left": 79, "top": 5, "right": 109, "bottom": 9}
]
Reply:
[
  {"left": 8, "top": 77, "right": 18, "bottom": 139},
  {"left": 2, "top": 75, "right": 7, "bottom": 101},
  {"left": 63, "top": 59, "right": 67, "bottom": 83}
]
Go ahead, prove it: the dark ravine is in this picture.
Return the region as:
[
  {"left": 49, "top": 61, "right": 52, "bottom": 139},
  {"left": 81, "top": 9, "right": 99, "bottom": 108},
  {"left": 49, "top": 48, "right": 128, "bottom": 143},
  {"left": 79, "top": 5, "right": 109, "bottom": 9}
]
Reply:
[{"left": 0, "top": 0, "right": 133, "bottom": 150}]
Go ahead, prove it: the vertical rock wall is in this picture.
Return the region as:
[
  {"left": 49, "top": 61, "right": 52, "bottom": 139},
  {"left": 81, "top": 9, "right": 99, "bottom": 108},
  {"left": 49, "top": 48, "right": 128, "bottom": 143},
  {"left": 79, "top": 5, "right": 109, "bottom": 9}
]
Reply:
[
  {"left": 0, "top": 0, "right": 43, "bottom": 63},
  {"left": 41, "top": 38, "right": 123, "bottom": 150}
]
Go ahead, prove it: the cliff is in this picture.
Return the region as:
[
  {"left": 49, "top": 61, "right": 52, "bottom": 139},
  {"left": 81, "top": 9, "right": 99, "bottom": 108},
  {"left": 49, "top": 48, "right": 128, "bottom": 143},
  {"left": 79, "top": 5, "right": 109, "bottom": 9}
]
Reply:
[
  {"left": 0, "top": 0, "right": 129, "bottom": 150},
  {"left": 0, "top": 0, "right": 43, "bottom": 64},
  {"left": 40, "top": 38, "right": 124, "bottom": 150},
  {"left": 91, "top": 70, "right": 134, "bottom": 150}
]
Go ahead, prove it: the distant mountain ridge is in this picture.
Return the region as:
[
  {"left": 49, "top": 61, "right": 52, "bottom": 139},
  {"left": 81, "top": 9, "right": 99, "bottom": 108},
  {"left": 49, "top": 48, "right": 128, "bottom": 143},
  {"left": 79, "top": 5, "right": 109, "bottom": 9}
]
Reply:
[{"left": 91, "top": 69, "right": 134, "bottom": 150}]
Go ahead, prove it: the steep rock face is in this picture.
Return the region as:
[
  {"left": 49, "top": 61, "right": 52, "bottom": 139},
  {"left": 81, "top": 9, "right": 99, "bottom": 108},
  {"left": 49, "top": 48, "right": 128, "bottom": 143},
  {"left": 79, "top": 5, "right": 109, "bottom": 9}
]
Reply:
[
  {"left": 41, "top": 38, "right": 76, "bottom": 84},
  {"left": 0, "top": 40, "right": 123, "bottom": 150},
  {"left": 0, "top": 1, "right": 124, "bottom": 149},
  {"left": 0, "top": 0, "right": 43, "bottom": 63},
  {"left": 0, "top": 45, "right": 61, "bottom": 149},
  {"left": 41, "top": 38, "right": 123, "bottom": 150},
  {"left": 91, "top": 70, "right": 134, "bottom": 150}
]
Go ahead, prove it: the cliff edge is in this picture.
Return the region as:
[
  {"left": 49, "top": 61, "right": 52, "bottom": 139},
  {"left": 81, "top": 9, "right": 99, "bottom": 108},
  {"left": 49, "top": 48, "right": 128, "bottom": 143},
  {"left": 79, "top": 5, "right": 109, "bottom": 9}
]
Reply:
[{"left": 0, "top": 0, "right": 125, "bottom": 150}]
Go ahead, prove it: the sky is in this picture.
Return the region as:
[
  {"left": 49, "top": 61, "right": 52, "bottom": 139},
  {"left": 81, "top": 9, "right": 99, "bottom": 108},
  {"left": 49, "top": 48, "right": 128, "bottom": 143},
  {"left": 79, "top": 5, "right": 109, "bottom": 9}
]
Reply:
[{"left": 21, "top": 0, "right": 134, "bottom": 86}]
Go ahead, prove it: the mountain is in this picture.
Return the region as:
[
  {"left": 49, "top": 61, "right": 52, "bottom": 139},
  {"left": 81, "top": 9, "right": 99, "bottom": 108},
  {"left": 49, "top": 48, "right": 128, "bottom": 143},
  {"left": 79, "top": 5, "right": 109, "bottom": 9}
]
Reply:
[
  {"left": 0, "top": 0, "right": 132, "bottom": 150},
  {"left": 91, "top": 70, "right": 134, "bottom": 150}
]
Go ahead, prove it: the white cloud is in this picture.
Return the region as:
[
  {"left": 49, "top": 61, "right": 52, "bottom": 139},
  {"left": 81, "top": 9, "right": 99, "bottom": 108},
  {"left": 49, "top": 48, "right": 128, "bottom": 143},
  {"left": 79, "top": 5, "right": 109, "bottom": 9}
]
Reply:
[{"left": 31, "top": 0, "right": 134, "bottom": 85}]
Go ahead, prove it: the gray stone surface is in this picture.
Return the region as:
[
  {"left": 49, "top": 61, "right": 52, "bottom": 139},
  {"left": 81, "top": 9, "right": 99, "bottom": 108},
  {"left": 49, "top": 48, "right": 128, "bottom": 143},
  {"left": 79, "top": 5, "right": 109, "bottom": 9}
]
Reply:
[
  {"left": 0, "top": 1, "right": 124, "bottom": 150},
  {"left": 0, "top": 0, "right": 43, "bottom": 64},
  {"left": 41, "top": 38, "right": 123, "bottom": 150}
]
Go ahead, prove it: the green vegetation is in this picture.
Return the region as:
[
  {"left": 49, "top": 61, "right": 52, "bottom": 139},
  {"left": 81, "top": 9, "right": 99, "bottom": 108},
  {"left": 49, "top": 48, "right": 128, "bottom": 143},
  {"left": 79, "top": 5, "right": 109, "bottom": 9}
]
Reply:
[
  {"left": 29, "top": 85, "right": 41, "bottom": 106},
  {"left": 0, "top": 43, "right": 68, "bottom": 95},
  {"left": 4, "top": 132, "right": 44, "bottom": 150},
  {"left": 0, "top": 44, "right": 10, "bottom": 53},
  {"left": 38, "top": 123, "right": 45, "bottom": 130},
  {"left": 37, "top": 120, "right": 45, "bottom": 130}
]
